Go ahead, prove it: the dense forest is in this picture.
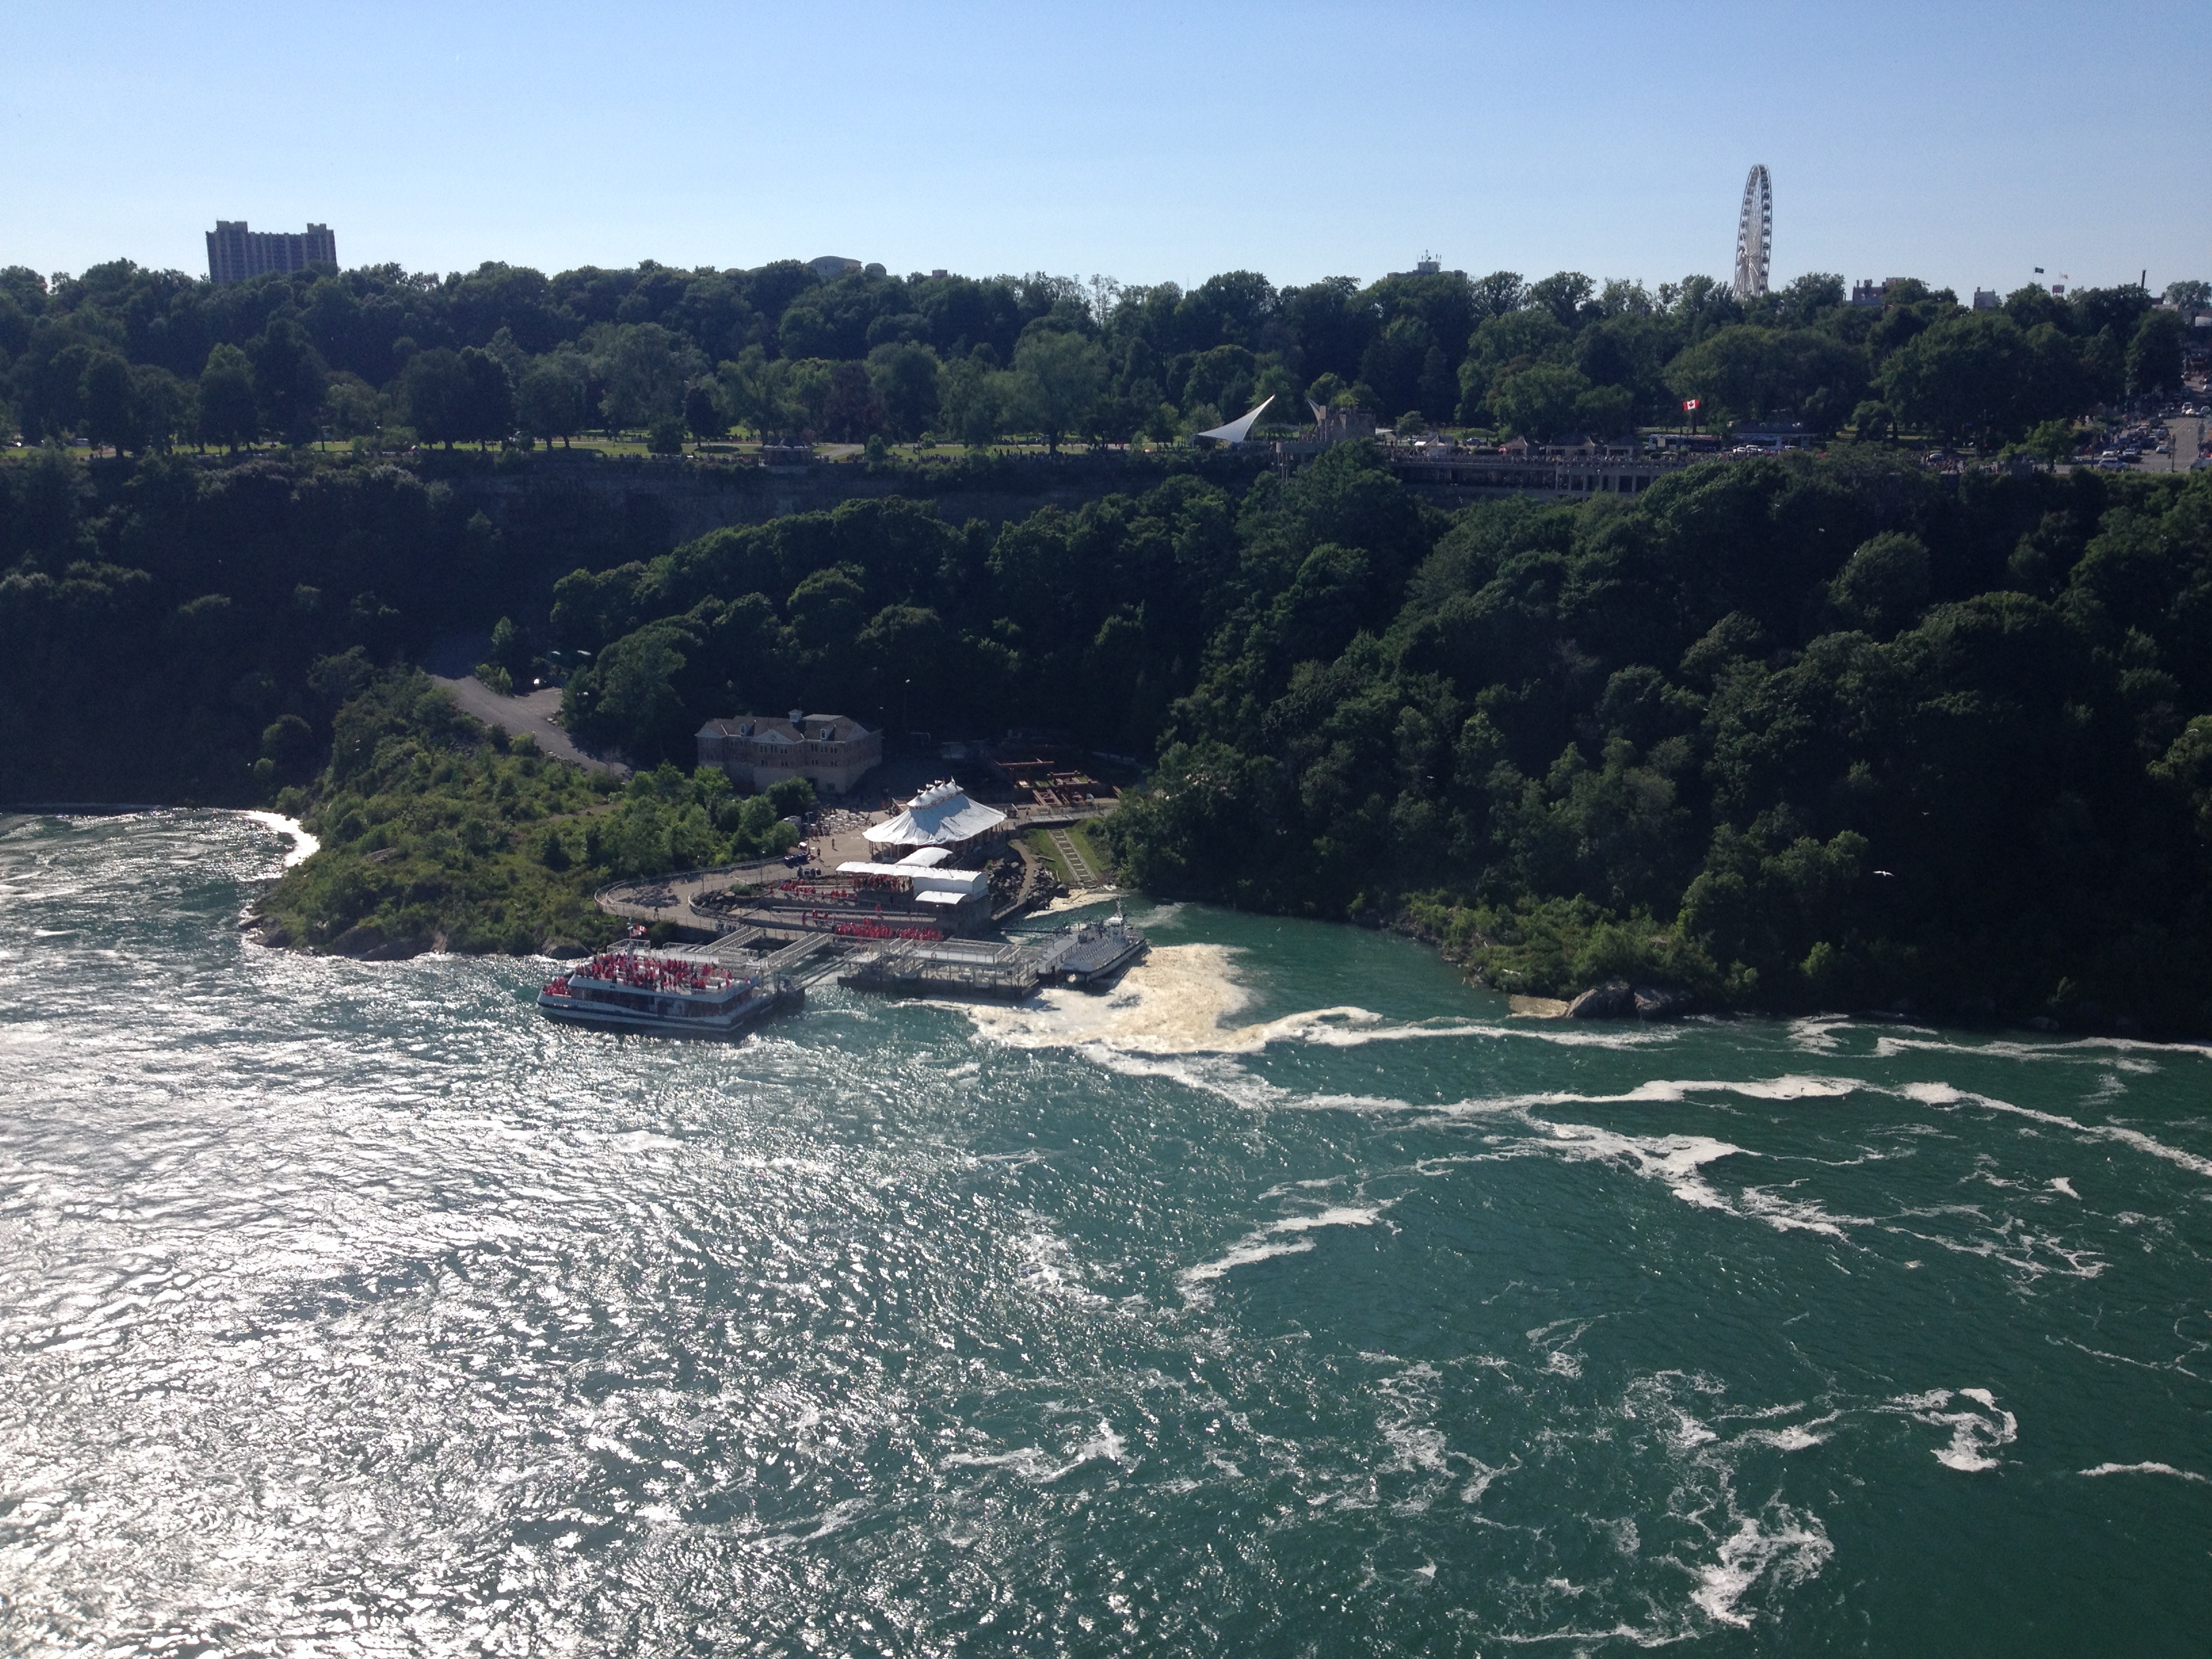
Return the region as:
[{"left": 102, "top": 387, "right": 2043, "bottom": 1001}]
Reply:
[
  {"left": 1, "top": 253, "right": 2202, "bottom": 454},
  {"left": 5, "top": 245, "right": 2212, "bottom": 1029},
  {"left": 7, "top": 432, "right": 2211, "bottom": 1031}
]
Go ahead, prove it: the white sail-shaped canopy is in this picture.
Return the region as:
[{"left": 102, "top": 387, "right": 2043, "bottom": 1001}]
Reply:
[{"left": 1195, "top": 394, "right": 1275, "bottom": 447}]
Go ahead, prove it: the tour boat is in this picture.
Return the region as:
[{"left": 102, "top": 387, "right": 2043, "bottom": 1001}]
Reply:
[
  {"left": 1048, "top": 907, "right": 1149, "bottom": 989},
  {"left": 538, "top": 939, "right": 802, "bottom": 1036}
]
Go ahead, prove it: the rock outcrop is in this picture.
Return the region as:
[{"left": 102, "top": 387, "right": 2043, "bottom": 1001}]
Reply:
[
  {"left": 1566, "top": 980, "right": 1636, "bottom": 1019},
  {"left": 329, "top": 922, "right": 430, "bottom": 961},
  {"left": 1567, "top": 979, "right": 1693, "bottom": 1021}
]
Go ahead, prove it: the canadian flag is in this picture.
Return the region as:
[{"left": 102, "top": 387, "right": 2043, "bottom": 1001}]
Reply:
[{"left": 1681, "top": 398, "right": 1700, "bottom": 412}]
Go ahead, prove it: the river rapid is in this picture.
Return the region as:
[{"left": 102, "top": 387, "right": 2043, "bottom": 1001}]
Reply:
[{"left": 1, "top": 811, "right": 2208, "bottom": 1655}]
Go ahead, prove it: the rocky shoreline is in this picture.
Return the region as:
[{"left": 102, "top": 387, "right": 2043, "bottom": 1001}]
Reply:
[{"left": 1381, "top": 906, "right": 2179, "bottom": 1038}]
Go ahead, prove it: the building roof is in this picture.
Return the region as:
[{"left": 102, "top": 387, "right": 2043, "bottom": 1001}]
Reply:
[
  {"left": 699, "top": 712, "right": 876, "bottom": 744},
  {"left": 838, "top": 859, "right": 986, "bottom": 893},
  {"left": 863, "top": 779, "right": 1008, "bottom": 847}
]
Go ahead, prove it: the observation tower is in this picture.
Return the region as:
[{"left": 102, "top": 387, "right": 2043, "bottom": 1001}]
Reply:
[{"left": 1731, "top": 165, "right": 1772, "bottom": 300}]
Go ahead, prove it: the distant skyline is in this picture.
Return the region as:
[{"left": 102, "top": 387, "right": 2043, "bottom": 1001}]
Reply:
[{"left": 3, "top": 0, "right": 2207, "bottom": 301}]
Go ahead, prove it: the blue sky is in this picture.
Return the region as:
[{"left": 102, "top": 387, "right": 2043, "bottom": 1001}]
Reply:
[{"left": 4, "top": 1, "right": 2205, "bottom": 298}]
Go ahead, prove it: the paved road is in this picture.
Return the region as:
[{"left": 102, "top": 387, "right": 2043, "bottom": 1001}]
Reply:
[
  {"left": 430, "top": 676, "right": 630, "bottom": 777},
  {"left": 2160, "top": 415, "right": 2204, "bottom": 474}
]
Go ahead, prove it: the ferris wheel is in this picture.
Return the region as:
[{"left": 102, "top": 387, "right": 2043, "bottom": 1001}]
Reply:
[{"left": 1732, "top": 165, "right": 1772, "bottom": 300}]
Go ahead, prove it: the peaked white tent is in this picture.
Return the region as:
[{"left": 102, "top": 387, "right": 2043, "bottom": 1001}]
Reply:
[
  {"left": 863, "top": 779, "right": 1008, "bottom": 851},
  {"left": 1194, "top": 394, "right": 1275, "bottom": 447}
]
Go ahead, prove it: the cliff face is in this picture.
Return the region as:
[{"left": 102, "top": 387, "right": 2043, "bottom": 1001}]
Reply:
[{"left": 452, "top": 450, "right": 1274, "bottom": 546}]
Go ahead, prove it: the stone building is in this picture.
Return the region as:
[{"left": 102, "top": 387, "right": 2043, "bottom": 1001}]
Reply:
[{"left": 695, "top": 710, "right": 882, "bottom": 795}]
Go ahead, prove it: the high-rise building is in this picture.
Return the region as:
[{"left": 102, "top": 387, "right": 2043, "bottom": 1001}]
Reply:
[{"left": 205, "top": 220, "right": 337, "bottom": 285}]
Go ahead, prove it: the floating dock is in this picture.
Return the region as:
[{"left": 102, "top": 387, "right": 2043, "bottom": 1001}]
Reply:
[{"left": 838, "top": 936, "right": 1040, "bottom": 1000}]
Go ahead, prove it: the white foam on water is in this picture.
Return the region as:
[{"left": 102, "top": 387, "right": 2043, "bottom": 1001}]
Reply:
[
  {"left": 941, "top": 1446, "right": 1059, "bottom": 1480},
  {"left": 2079, "top": 1461, "right": 2208, "bottom": 1482},
  {"left": 947, "top": 1421, "right": 1128, "bottom": 1486},
  {"left": 1876, "top": 1031, "right": 2211, "bottom": 1063},
  {"left": 1008, "top": 1218, "right": 1108, "bottom": 1307},
  {"left": 1885, "top": 1387, "right": 2018, "bottom": 1471},
  {"left": 1690, "top": 1506, "right": 1835, "bottom": 1628},
  {"left": 239, "top": 810, "right": 319, "bottom": 869},
  {"left": 1178, "top": 1205, "right": 1389, "bottom": 1303},
  {"left": 958, "top": 944, "right": 1678, "bottom": 1059},
  {"left": 1900, "top": 1081, "right": 2212, "bottom": 1179},
  {"left": 1519, "top": 1122, "right": 1860, "bottom": 1239},
  {"left": 960, "top": 944, "right": 1264, "bottom": 1055},
  {"left": 2047, "top": 1176, "right": 2079, "bottom": 1199},
  {"left": 1787, "top": 1015, "right": 1851, "bottom": 1052},
  {"left": 1420, "top": 1074, "right": 1865, "bottom": 1120},
  {"left": 1285, "top": 1016, "right": 1679, "bottom": 1052},
  {"left": 1458, "top": 1456, "right": 1516, "bottom": 1505}
]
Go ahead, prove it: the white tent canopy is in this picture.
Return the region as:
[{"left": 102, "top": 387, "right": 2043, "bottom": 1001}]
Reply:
[
  {"left": 863, "top": 779, "right": 1008, "bottom": 849},
  {"left": 839, "top": 859, "right": 987, "bottom": 898},
  {"left": 1195, "top": 394, "right": 1274, "bottom": 447}
]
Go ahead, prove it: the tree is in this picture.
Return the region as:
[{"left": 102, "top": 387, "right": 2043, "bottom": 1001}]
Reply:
[
  {"left": 820, "top": 361, "right": 882, "bottom": 441},
  {"left": 684, "top": 382, "right": 724, "bottom": 443},
  {"left": 1879, "top": 312, "right": 2042, "bottom": 445},
  {"left": 1526, "top": 271, "right": 1597, "bottom": 329},
  {"left": 401, "top": 347, "right": 469, "bottom": 447},
  {"left": 1827, "top": 531, "right": 1930, "bottom": 637},
  {"left": 1489, "top": 363, "right": 1589, "bottom": 441},
  {"left": 81, "top": 352, "right": 137, "bottom": 454},
  {"left": 1010, "top": 329, "right": 1105, "bottom": 452},
  {"left": 196, "top": 343, "right": 259, "bottom": 451},
  {"left": 866, "top": 341, "right": 941, "bottom": 439},
  {"left": 1468, "top": 270, "right": 1526, "bottom": 323},
  {"left": 939, "top": 350, "right": 1008, "bottom": 447},
  {"left": 1358, "top": 316, "right": 1438, "bottom": 422},
  {"left": 1460, "top": 308, "right": 1572, "bottom": 418},
  {"left": 562, "top": 621, "right": 692, "bottom": 759},
  {"left": 1572, "top": 384, "right": 1635, "bottom": 436},
  {"left": 489, "top": 615, "right": 531, "bottom": 681},
  {"left": 457, "top": 346, "right": 514, "bottom": 445},
  {"left": 248, "top": 319, "right": 329, "bottom": 445},
  {"left": 595, "top": 322, "right": 696, "bottom": 431},
  {"left": 516, "top": 352, "right": 587, "bottom": 446},
  {"left": 130, "top": 365, "right": 188, "bottom": 451},
  {"left": 2127, "top": 309, "right": 2184, "bottom": 396},
  {"left": 714, "top": 347, "right": 779, "bottom": 438},
  {"left": 324, "top": 371, "right": 384, "bottom": 442}
]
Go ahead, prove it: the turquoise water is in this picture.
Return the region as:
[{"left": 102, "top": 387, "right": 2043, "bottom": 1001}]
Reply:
[{"left": 2, "top": 811, "right": 2209, "bottom": 1656}]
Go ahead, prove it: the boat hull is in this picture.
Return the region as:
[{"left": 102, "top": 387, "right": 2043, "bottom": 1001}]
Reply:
[
  {"left": 1063, "top": 936, "right": 1148, "bottom": 989},
  {"left": 537, "top": 980, "right": 803, "bottom": 1038}
]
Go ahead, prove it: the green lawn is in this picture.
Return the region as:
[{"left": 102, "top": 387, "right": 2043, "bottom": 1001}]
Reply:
[
  {"left": 1023, "top": 827, "right": 1076, "bottom": 886},
  {"left": 1023, "top": 821, "right": 1114, "bottom": 888}
]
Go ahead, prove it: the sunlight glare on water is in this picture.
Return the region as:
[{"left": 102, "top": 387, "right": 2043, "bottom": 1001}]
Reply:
[{"left": 1, "top": 811, "right": 2208, "bottom": 1654}]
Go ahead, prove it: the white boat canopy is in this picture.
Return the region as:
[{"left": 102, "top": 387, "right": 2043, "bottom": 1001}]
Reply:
[{"left": 863, "top": 779, "right": 1008, "bottom": 848}]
